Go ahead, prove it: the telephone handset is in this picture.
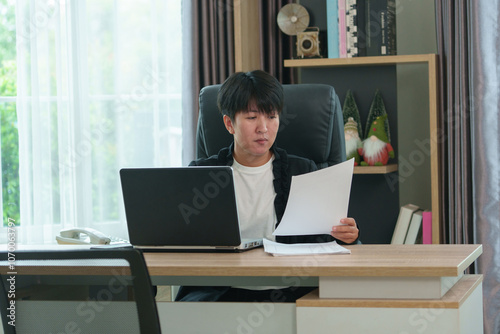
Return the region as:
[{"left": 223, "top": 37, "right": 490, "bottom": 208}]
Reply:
[{"left": 56, "top": 227, "right": 111, "bottom": 245}]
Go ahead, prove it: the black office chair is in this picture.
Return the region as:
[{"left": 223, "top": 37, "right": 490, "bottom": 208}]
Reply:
[
  {"left": 0, "top": 248, "right": 161, "bottom": 334},
  {"left": 196, "top": 83, "right": 346, "bottom": 168}
]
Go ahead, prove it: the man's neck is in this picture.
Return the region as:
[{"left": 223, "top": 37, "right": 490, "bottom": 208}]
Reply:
[{"left": 233, "top": 150, "right": 273, "bottom": 167}]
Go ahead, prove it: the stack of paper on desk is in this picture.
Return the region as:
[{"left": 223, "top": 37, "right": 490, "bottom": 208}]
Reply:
[{"left": 263, "top": 239, "right": 351, "bottom": 256}]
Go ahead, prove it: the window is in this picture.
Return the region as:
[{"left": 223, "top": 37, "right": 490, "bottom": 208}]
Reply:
[
  {"left": 0, "top": 0, "right": 183, "bottom": 243},
  {"left": 0, "top": 0, "right": 18, "bottom": 228}
]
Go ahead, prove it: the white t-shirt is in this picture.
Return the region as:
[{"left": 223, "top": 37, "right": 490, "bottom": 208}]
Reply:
[
  {"left": 232, "top": 156, "right": 282, "bottom": 290},
  {"left": 232, "top": 156, "right": 277, "bottom": 241}
]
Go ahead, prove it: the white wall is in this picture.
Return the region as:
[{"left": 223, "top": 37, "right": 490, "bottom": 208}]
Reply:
[{"left": 396, "top": 0, "right": 437, "bottom": 210}]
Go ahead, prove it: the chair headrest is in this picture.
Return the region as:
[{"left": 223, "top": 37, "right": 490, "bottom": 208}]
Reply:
[{"left": 196, "top": 84, "right": 346, "bottom": 168}]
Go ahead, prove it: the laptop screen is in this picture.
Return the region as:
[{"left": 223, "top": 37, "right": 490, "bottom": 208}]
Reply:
[{"left": 120, "top": 166, "right": 242, "bottom": 247}]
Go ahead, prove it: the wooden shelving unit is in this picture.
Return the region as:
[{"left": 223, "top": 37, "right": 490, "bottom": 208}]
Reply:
[
  {"left": 284, "top": 54, "right": 441, "bottom": 244},
  {"left": 285, "top": 54, "right": 437, "bottom": 67},
  {"left": 353, "top": 164, "right": 398, "bottom": 175}
]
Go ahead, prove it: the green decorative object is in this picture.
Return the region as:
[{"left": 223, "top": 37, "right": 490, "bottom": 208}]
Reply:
[
  {"left": 363, "top": 89, "right": 391, "bottom": 142},
  {"left": 342, "top": 90, "right": 363, "bottom": 137},
  {"left": 358, "top": 114, "right": 395, "bottom": 166}
]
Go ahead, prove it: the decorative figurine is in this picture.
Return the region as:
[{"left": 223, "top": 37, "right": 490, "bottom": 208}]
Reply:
[
  {"left": 358, "top": 114, "right": 394, "bottom": 166},
  {"left": 344, "top": 117, "right": 362, "bottom": 165}
]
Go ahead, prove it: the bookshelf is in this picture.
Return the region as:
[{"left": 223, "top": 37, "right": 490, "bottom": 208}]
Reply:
[
  {"left": 284, "top": 54, "right": 440, "bottom": 244},
  {"left": 284, "top": 54, "right": 437, "bottom": 67}
]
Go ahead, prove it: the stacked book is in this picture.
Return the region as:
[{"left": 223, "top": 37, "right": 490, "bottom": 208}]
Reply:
[
  {"left": 391, "top": 204, "right": 432, "bottom": 244},
  {"left": 327, "top": 0, "right": 397, "bottom": 58}
]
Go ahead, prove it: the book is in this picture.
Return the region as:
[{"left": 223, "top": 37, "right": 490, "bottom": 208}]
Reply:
[
  {"left": 338, "top": 0, "right": 347, "bottom": 58},
  {"left": 404, "top": 209, "right": 423, "bottom": 244},
  {"left": 385, "top": 0, "right": 397, "bottom": 55},
  {"left": 355, "top": 0, "right": 367, "bottom": 56},
  {"left": 345, "top": 0, "right": 358, "bottom": 57},
  {"left": 422, "top": 211, "right": 432, "bottom": 244},
  {"left": 326, "top": 0, "right": 340, "bottom": 58},
  {"left": 365, "top": 0, "right": 397, "bottom": 56},
  {"left": 391, "top": 204, "right": 419, "bottom": 244}
]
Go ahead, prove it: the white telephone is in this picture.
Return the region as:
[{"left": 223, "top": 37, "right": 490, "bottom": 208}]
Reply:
[{"left": 56, "top": 227, "right": 112, "bottom": 245}]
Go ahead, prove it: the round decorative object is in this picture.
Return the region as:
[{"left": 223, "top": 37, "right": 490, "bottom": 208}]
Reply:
[{"left": 277, "top": 3, "right": 310, "bottom": 36}]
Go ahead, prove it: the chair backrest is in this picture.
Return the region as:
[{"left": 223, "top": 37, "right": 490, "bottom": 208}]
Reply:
[
  {"left": 196, "top": 83, "right": 346, "bottom": 168},
  {"left": 0, "top": 248, "right": 161, "bottom": 334}
]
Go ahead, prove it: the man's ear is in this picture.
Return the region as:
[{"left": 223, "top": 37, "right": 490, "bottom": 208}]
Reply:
[{"left": 223, "top": 115, "right": 234, "bottom": 134}]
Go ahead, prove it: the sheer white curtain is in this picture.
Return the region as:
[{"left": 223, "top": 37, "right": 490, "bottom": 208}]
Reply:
[{"left": 15, "top": 0, "right": 182, "bottom": 244}]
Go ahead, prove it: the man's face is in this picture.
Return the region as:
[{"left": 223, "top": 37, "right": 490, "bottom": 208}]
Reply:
[{"left": 224, "top": 101, "right": 280, "bottom": 166}]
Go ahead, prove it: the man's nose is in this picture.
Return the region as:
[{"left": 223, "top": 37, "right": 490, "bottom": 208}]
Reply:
[{"left": 257, "top": 115, "right": 268, "bottom": 132}]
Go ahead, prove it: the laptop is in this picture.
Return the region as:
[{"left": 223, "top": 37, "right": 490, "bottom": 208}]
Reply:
[{"left": 119, "top": 166, "right": 263, "bottom": 252}]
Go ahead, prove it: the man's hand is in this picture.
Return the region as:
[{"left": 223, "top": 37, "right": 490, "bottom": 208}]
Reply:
[{"left": 331, "top": 218, "right": 359, "bottom": 244}]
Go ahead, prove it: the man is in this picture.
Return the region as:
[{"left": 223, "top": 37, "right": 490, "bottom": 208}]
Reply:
[{"left": 176, "top": 70, "right": 359, "bottom": 302}]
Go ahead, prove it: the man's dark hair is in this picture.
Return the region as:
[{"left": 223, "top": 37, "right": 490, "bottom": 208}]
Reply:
[{"left": 217, "top": 70, "right": 284, "bottom": 120}]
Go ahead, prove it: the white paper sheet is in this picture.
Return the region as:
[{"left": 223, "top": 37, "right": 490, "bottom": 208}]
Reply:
[
  {"left": 272, "top": 158, "right": 354, "bottom": 236},
  {"left": 263, "top": 238, "right": 351, "bottom": 256}
]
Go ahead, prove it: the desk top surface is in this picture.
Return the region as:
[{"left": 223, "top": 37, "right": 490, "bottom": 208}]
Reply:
[
  {"left": 144, "top": 244, "right": 482, "bottom": 277},
  {"left": 2, "top": 244, "right": 482, "bottom": 278}
]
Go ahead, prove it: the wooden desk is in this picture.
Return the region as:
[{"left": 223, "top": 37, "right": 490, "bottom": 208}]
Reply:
[
  {"left": 2, "top": 244, "right": 483, "bottom": 334},
  {"left": 145, "top": 244, "right": 482, "bottom": 297},
  {"left": 144, "top": 244, "right": 483, "bottom": 334},
  {"left": 144, "top": 244, "right": 481, "bottom": 277}
]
